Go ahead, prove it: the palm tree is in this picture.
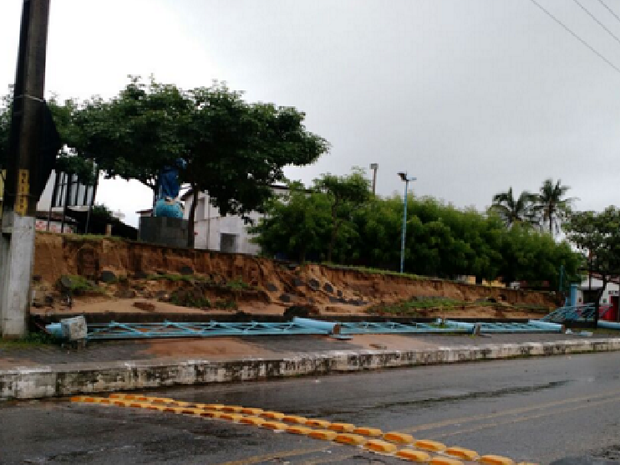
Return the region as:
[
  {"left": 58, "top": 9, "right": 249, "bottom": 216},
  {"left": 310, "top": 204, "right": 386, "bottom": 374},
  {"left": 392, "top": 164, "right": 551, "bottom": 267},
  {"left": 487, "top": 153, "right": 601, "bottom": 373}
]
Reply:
[
  {"left": 489, "top": 187, "right": 538, "bottom": 228},
  {"left": 533, "top": 178, "right": 576, "bottom": 235}
]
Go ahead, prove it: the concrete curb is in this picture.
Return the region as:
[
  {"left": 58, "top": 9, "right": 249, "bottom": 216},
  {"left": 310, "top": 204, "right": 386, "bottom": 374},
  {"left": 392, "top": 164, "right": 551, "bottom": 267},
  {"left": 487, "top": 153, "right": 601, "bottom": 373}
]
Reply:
[{"left": 2, "top": 337, "right": 620, "bottom": 400}]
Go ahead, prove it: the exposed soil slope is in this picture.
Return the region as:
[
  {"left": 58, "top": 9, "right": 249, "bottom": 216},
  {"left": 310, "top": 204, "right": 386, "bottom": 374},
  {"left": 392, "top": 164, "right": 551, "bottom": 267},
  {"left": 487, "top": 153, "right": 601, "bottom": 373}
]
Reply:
[{"left": 32, "top": 233, "right": 560, "bottom": 319}]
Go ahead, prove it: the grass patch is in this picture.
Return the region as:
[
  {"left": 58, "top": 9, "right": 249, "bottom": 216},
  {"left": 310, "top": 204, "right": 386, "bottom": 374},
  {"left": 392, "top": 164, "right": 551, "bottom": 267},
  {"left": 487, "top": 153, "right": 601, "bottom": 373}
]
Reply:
[
  {"left": 225, "top": 278, "right": 252, "bottom": 291},
  {"left": 323, "top": 263, "right": 422, "bottom": 281},
  {"left": 214, "top": 299, "right": 238, "bottom": 310},
  {"left": 147, "top": 273, "right": 198, "bottom": 283},
  {"left": 57, "top": 275, "right": 105, "bottom": 296},
  {"left": 367, "top": 297, "right": 497, "bottom": 316},
  {"left": 0, "top": 331, "right": 58, "bottom": 349}
]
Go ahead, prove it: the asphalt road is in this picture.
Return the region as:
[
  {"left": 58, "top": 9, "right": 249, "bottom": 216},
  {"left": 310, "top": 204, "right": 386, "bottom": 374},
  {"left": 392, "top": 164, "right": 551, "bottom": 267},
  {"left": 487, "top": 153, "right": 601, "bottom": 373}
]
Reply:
[{"left": 2, "top": 352, "right": 620, "bottom": 465}]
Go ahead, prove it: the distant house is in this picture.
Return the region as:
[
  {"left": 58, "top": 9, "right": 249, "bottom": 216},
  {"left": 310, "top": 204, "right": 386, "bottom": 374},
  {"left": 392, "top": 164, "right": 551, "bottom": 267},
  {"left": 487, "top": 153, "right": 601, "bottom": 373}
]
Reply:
[{"left": 180, "top": 185, "right": 289, "bottom": 255}]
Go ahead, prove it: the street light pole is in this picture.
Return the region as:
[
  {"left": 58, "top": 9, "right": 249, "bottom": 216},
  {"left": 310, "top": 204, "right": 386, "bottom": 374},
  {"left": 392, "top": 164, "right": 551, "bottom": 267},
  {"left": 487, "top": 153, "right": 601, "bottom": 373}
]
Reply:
[
  {"left": 369, "top": 163, "right": 378, "bottom": 196},
  {"left": 398, "top": 171, "right": 416, "bottom": 274}
]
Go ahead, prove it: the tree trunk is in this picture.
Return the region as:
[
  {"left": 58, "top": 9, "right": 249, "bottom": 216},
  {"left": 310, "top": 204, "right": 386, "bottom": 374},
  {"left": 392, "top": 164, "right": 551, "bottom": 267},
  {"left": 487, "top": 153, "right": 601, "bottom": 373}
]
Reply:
[
  {"left": 594, "top": 281, "right": 606, "bottom": 327},
  {"left": 186, "top": 186, "right": 199, "bottom": 248},
  {"left": 327, "top": 220, "right": 342, "bottom": 264}
]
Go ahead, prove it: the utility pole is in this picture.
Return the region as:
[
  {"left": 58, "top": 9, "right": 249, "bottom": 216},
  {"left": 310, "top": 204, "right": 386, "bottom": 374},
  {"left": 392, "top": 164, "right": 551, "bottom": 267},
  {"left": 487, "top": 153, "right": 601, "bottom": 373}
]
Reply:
[{"left": 0, "top": 0, "right": 52, "bottom": 338}]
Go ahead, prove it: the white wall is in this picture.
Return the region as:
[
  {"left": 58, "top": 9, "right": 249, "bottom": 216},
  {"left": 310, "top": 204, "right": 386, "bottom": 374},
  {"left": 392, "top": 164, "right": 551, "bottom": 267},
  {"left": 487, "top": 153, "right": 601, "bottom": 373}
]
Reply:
[{"left": 184, "top": 187, "right": 287, "bottom": 255}]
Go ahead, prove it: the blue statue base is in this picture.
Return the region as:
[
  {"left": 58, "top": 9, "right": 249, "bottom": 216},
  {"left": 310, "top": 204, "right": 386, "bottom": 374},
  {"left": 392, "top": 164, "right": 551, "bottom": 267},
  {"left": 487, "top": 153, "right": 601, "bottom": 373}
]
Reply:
[{"left": 154, "top": 198, "right": 184, "bottom": 218}]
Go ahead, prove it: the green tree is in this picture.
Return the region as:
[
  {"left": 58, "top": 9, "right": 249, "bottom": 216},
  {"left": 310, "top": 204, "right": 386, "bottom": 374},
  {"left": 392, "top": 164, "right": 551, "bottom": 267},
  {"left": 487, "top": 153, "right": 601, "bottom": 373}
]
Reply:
[
  {"left": 70, "top": 78, "right": 329, "bottom": 246},
  {"left": 533, "top": 178, "right": 576, "bottom": 235},
  {"left": 250, "top": 182, "right": 332, "bottom": 262},
  {"left": 488, "top": 187, "right": 537, "bottom": 228},
  {"left": 0, "top": 90, "right": 95, "bottom": 184},
  {"left": 564, "top": 207, "right": 620, "bottom": 324},
  {"left": 313, "top": 168, "right": 371, "bottom": 262}
]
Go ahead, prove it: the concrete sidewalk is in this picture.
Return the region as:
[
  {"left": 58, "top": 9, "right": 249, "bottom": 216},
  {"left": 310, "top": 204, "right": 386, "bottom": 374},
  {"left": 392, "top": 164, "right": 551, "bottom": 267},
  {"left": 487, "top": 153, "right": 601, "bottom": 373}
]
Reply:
[{"left": 2, "top": 332, "right": 620, "bottom": 400}]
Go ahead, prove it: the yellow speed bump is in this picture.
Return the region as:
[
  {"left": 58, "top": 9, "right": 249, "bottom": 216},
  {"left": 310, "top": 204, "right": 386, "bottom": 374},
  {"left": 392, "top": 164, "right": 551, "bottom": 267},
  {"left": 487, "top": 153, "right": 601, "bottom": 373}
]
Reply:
[
  {"left": 112, "top": 400, "right": 130, "bottom": 407},
  {"left": 364, "top": 439, "right": 398, "bottom": 454},
  {"left": 241, "top": 407, "right": 264, "bottom": 415},
  {"left": 146, "top": 405, "right": 166, "bottom": 412},
  {"left": 306, "top": 419, "right": 331, "bottom": 429},
  {"left": 129, "top": 402, "right": 152, "bottom": 409},
  {"left": 221, "top": 405, "right": 243, "bottom": 413},
  {"left": 203, "top": 404, "right": 226, "bottom": 411},
  {"left": 286, "top": 425, "right": 313, "bottom": 435},
  {"left": 414, "top": 440, "right": 447, "bottom": 452},
  {"left": 383, "top": 432, "right": 415, "bottom": 444},
  {"left": 199, "top": 411, "right": 223, "bottom": 419},
  {"left": 430, "top": 457, "right": 464, "bottom": 465},
  {"left": 261, "top": 411, "right": 285, "bottom": 420},
  {"left": 261, "top": 421, "right": 288, "bottom": 431},
  {"left": 163, "top": 407, "right": 186, "bottom": 414},
  {"left": 309, "top": 429, "right": 339, "bottom": 441},
  {"left": 282, "top": 415, "right": 308, "bottom": 424},
  {"left": 329, "top": 423, "right": 356, "bottom": 433},
  {"left": 479, "top": 456, "right": 515, "bottom": 465},
  {"left": 220, "top": 413, "right": 244, "bottom": 422},
  {"left": 170, "top": 401, "right": 192, "bottom": 407},
  {"left": 444, "top": 447, "right": 479, "bottom": 461},
  {"left": 335, "top": 433, "right": 367, "bottom": 446},
  {"left": 240, "top": 416, "right": 266, "bottom": 426},
  {"left": 181, "top": 407, "right": 206, "bottom": 415},
  {"left": 395, "top": 449, "right": 432, "bottom": 462},
  {"left": 354, "top": 427, "right": 383, "bottom": 437}
]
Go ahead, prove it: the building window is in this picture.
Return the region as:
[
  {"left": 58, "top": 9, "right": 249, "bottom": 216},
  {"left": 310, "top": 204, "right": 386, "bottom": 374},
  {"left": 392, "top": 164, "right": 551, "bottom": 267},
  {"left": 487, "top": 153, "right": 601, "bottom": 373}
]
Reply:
[{"left": 220, "top": 233, "right": 238, "bottom": 253}]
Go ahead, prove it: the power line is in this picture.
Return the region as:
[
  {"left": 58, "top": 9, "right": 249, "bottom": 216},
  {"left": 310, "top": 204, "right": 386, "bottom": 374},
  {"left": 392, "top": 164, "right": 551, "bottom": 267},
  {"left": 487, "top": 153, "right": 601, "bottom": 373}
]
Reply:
[
  {"left": 528, "top": 0, "right": 620, "bottom": 76},
  {"left": 572, "top": 0, "right": 620, "bottom": 47},
  {"left": 596, "top": 0, "right": 620, "bottom": 25}
]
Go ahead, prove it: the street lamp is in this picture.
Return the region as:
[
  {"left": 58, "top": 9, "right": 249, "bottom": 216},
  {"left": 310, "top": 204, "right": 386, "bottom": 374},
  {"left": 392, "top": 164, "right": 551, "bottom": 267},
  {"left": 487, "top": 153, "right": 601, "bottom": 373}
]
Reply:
[
  {"left": 398, "top": 171, "right": 416, "bottom": 274},
  {"left": 369, "top": 163, "right": 379, "bottom": 195}
]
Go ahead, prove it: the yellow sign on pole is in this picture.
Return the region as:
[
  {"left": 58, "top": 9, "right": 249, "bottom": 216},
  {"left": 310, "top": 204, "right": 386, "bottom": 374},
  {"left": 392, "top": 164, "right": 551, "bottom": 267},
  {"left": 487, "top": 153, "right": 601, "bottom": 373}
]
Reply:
[{"left": 15, "top": 169, "right": 30, "bottom": 216}]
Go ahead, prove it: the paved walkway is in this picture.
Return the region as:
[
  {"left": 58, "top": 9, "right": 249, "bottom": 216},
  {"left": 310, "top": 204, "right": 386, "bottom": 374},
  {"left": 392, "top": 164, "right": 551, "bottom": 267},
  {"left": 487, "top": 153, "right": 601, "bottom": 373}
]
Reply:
[{"left": 0, "top": 332, "right": 608, "bottom": 369}]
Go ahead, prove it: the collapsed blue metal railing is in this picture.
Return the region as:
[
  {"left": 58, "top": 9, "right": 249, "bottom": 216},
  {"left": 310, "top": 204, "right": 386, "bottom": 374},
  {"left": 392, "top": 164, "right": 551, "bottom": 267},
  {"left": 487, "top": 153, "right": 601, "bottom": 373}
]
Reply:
[
  {"left": 57, "top": 316, "right": 562, "bottom": 341},
  {"left": 541, "top": 303, "right": 606, "bottom": 323}
]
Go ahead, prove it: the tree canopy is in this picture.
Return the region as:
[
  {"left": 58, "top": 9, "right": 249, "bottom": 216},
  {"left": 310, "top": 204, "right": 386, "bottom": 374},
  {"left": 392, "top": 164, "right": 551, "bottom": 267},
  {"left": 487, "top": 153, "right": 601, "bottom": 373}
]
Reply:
[{"left": 253, "top": 170, "right": 582, "bottom": 289}]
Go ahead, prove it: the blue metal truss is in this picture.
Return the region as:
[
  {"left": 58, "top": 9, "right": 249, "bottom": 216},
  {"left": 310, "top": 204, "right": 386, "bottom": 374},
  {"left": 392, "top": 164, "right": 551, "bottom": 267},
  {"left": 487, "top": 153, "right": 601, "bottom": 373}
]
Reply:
[
  {"left": 71, "top": 317, "right": 561, "bottom": 341},
  {"left": 541, "top": 304, "right": 598, "bottom": 323}
]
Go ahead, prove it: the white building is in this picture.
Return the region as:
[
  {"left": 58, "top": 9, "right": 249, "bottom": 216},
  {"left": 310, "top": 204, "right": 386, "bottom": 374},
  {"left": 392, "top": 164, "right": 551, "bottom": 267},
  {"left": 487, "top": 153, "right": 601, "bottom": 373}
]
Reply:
[{"left": 181, "top": 185, "right": 289, "bottom": 254}]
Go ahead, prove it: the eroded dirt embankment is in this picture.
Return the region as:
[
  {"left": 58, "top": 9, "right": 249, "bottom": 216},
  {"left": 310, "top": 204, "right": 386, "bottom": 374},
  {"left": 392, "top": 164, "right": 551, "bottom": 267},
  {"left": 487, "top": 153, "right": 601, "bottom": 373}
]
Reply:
[{"left": 32, "top": 233, "right": 559, "bottom": 319}]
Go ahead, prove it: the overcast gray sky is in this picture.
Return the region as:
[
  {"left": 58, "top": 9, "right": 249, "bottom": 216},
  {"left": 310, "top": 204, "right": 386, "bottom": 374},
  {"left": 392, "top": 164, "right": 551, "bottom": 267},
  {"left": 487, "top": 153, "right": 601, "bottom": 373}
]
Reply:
[{"left": 2, "top": 0, "right": 620, "bottom": 226}]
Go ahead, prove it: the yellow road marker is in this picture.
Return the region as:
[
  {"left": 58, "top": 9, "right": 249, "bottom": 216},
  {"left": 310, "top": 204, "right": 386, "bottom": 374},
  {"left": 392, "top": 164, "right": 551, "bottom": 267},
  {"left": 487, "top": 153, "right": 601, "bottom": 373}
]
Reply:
[
  {"left": 221, "top": 413, "right": 244, "bottom": 422},
  {"left": 444, "top": 446, "right": 479, "bottom": 461},
  {"left": 204, "top": 404, "right": 226, "bottom": 410},
  {"left": 415, "top": 440, "right": 446, "bottom": 452},
  {"left": 328, "top": 423, "right": 356, "bottom": 433},
  {"left": 221, "top": 405, "right": 244, "bottom": 413},
  {"left": 309, "top": 429, "right": 339, "bottom": 441},
  {"left": 282, "top": 415, "right": 308, "bottom": 424},
  {"left": 241, "top": 407, "right": 264, "bottom": 415},
  {"left": 146, "top": 405, "right": 166, "bottom": 412},
  {"left": 261, "top": 421, "right": 288, "bottom": 431},
  {"left": 479, "top": 455, "right": 515, "bottom": 465},
  {"left": 261, "top": 411, "right": 286, "bottom": 420},
  {"left": 286, "top": 425, "right": 313, "bottom": 435},
  {"left": 240, "top": 416, "right": 267, "bottom": 426},
  {"left": 306, "top": 419, "right": 331, "bottom": 428},
  {"left": 396, "top": 449, "right": 432, "bottom": 462},
  {"left": 383, "top": 432, "right": 415, "bottom": 444},
  {"left": 334, "top": 433, "right": 367, "bottom": 446},
  {"left": 430, "top": 457, "right": 464, "bottom": 465},
  {"left": 364, "top": 439, "right": 398, "bottom": 454},
  {"left": 354, "top": 427, "right": 383, "bottom": 437},
  {"left": 163, "top": 407, "right": 186, "bottom": 414},
  {"left": 200, "top": 411, "right": 223, "bottom": 419}
]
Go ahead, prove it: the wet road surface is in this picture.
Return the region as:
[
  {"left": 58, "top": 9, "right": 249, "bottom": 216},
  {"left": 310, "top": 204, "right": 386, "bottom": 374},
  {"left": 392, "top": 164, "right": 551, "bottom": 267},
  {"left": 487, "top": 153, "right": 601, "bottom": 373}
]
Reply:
[{"left": 2, "top": 351, "right": 620, "bottom": 464}]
